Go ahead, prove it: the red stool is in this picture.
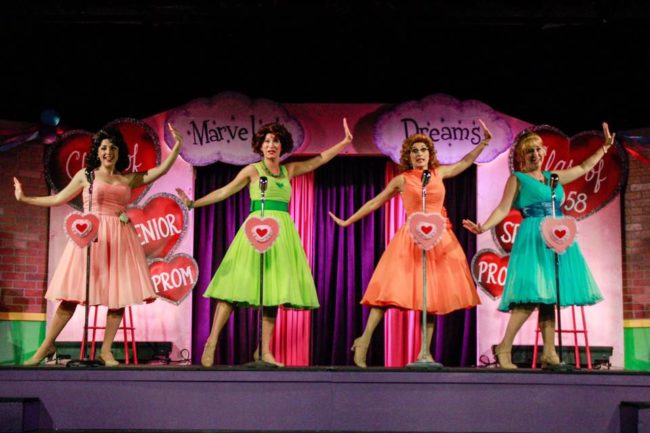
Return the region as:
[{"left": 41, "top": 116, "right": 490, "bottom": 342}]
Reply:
[
  {"left": 79, "top": 306, "right": 138, "bottom": 364},
  {"left": 532, "top": 305, "right": 592, "bottom": 369}
]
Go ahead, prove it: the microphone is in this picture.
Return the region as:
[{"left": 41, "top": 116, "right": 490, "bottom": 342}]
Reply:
[
  {"left": 259, "top": 176, "right": 268, "bottom": 194},
  {"left": 549, "top": 173, "right": 559, "bottom": 190},
  {"left": 421, "top": 170, "right": 431, "bottom": 187}
]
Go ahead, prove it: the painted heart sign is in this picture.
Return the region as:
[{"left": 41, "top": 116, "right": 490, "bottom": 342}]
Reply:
[
  {"left": 45, "top": 118, "right": 161, "bottom": 210},
  {"left": 491, "top": 209, "right": 522, "bottom": 254},
  {"left": 244, "top": 216, "right": 280, "bottom": 253},
  {"left": 510, "top": 125, "right": 627, "bottom": 220},
  {"left": 64, "top": 212, "right": 100, "bottom": 248},
  {"left": 471, "top": 249, "right": 510, "bottom": 299},
  {"left": 149, "top": 253, "right": 199, "bottom": 305},
  {"left": 407, "top": 212, "right": 446, "bottom": 250},
  {"left": 541, "top": 216, "right": 577, "bottom": 254},
  {"left": 127, "top": 193, "right": 187, "bottom": 260}
]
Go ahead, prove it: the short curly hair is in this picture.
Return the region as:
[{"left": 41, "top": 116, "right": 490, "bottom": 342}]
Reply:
[
  {"left": 86, "top": 127, "right": 130, "bottom": 172},
  {"left": 251, "top": 123, "right": 294, "bottom": 157},
  {"left": 513, "top": 131, "right": 545, "bottom": 171},
  {"left": 398, "top": 133, "right": 440, "bottom": 171}
]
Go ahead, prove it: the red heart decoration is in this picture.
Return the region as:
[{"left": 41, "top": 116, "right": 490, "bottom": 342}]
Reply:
[
  {"left": 64, "top": 212, "right": 100, "bottom": 248},
  {"left": 491, "top": 209, "right": 522, "bottom": 254},
  {"left": 541, "top": 216, "right": 577, "bottom": 254},
  {"left": 470, "top": 249, "right": 510, "bottom": 299},
  {"left": 407, "top": 212, "right": 446, "bottom": 251},
  {"left": 245, "top": 217, "right": 280, "bottom": 253},
  {"left": 149, "top": 253, "right": 199, "bottom": 305},
  {"left": 45, "top": 118, "right": 161, "bottom": 210},
  {"left": 127, "top": 193, "right": 187, "bottom": 260},
  {"left": 510, "top": 126, "right": 626, "bottom": 220}
]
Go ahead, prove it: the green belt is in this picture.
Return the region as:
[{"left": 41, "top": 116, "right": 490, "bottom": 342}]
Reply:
[{"left": 250, "top": 200, "right": 289, "bottom": 212}]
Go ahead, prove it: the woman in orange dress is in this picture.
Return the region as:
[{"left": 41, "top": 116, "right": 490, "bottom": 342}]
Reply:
[{"left": 329, "top": 120, "right": 491, "bottom": 367}]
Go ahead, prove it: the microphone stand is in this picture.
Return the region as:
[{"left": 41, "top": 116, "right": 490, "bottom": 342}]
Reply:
[
  {"left": 408, "top": 170, "right": 442, "bottom": 369},
  {"left": 68, "top": 169, "right": 103, "bottom": 368},
  {"left": 548, "top": 174, "right": 571, "bottom": 371},
  {"left": 245, "top": 176, "right": 277, "bottom": 368}
]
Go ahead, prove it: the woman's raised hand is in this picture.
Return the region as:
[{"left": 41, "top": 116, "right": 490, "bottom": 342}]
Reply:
[
  {"left": 175, "top": 188, "right": 192, "bottom": 209},
  {"left": 478, "top": 119, "right": 492, "bottom": 145},
  {"left": 329, "top": 211, "right": 349, "bottom": 227},
  {"left": 602, "top": 122, "right": 615, "bottom": 154},
  {"left": 13, "top": 177, "right": 24, "bottom": 202},
  {"left": 342, "top": 118, "right": 353, "bottom": 145}
]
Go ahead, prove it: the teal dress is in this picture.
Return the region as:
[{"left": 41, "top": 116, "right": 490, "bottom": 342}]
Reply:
[
  {"left": 498, "top": 171, "right": 603, "bottom": 312},
  {"left": 203, "top": 163, "right": 320, "bottom": 309}
]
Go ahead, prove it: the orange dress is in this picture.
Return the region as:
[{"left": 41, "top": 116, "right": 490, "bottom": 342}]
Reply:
[{"left": 361, "top": 169, "right": 480, "bottom": 314}]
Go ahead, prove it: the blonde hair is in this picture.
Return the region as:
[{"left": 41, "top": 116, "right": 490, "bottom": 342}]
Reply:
[
  {"left": 514, "top": 131, "right": 546, "bottom": 171},
  {"left": 398, "top": 133, "right": 440, "bottom": 171}
]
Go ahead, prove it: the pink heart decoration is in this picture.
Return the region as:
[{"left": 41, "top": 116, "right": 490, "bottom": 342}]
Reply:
[
  {"left": 64, "top": 212, "right": 100, "bottom": 248},
  {"left": 245, "top": 216, "right": 280, "bottom": 253},
  {"left": 470, "top": 249, "right": 510, "bottom": 299},
  {"left": 407, "top": 212, "right": 446, "bottom": 251},
  {"left": 127, "top": 193, "right": 187, "bottom": 260},
  {"left": 541, "top": 217, "right": 577, "bottom": 254},
  {"left": 148, "top": 253, "right": 199, "bottom": 305}
]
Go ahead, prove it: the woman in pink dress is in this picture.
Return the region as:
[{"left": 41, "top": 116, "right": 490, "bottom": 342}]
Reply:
[{"left": 14, "top": 124, "right": 183, "bottom": 366}]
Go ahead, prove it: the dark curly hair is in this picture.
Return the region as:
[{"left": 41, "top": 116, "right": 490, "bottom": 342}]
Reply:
[
  {"left": 398, "top": 133, "right": 440, "bottom": 171},
  {"left": 251, "top": 123, "right": 294, "bottom": 157},
  {"left": 86, "top": 127, "right": 130, "bottom": 172}
]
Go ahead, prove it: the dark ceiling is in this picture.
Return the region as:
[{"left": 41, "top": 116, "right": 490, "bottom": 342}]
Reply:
[{"left": 2, "top": 0, "right": 650, "bottom": 133}]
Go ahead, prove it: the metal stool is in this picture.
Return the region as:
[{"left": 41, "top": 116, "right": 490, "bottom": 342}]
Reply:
[
  {"left": 79, "top": 306, "right": 138, "bottom": 364},
  {"left": 532, "top": 305, "right": 592, "bottom": 369}
]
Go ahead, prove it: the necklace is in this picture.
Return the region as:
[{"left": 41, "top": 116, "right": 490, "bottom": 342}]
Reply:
[
  {"left": 262, "top": 160, "right": 284, "bottom": 179},
  {"left": 526, "top": 172, "right": 546, "bottom": 184}
]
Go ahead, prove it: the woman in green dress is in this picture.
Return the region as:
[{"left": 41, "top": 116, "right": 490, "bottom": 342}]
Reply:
[
  {"left": 178, "top": 119, "right": 352, "bottom": 367},
  {"left": 463, "top": 123, "right": 614, "bottom": 369}
]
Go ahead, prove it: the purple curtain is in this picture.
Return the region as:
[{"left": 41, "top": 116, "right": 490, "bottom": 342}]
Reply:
[{"left": 192, "top": 158, "right": 477, "bottom": 366}]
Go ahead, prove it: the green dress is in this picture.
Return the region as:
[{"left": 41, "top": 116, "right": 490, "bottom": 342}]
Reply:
[
  {"left": 203, "top": 163, "right": 320, "bottom": 309},
  {"left": 498, "top": 171, "right": 603, "bottom": 312}
]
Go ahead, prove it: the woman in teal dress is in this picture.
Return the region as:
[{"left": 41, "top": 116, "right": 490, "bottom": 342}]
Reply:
[
  {"left": 177, "top": 119, "right": 352, "bottom": 367},
  {"left": 463, "top": 123, "right": 615, "bottom": 369}
]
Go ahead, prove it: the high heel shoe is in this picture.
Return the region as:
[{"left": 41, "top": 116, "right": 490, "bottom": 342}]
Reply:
[
  {"left": 351, "top": 338, "right": 369, "bottom": 368},
  {"left": 201, "top": 341, "right": 216, "bottom": 367},
  {"left": 540, "top": 352, "right": 561, "bottom": 369},
  {"left": 98, "top": 352, "right": 119, "bottom": 367},
  {"left": 253, "top": 348, "right": 284, "bottom": 367},
  {"left": 23, "top": 345, "right": 57, "bottom": 366},
  {"left": 493, "top": 344, "right": 517, "bottom": 369}
]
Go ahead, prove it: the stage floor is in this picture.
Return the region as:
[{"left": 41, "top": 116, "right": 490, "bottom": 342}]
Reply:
[{"left": 1, "top": 365, "right": 649, "bottom": 433}]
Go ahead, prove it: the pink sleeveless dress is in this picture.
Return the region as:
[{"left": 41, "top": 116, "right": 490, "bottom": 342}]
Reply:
[
  {"left": 361, "top": 169, "right": 480, "bottom": 314},
  {"left": 45, "top": 181, "right": 157, "bottom": 308}
]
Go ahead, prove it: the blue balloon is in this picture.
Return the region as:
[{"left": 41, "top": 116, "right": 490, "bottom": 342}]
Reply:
[{"left": 40, "top": 109, "right": 61, "bottom": 127}]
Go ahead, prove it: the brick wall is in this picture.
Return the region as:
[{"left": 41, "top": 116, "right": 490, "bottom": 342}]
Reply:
[
  {"left": 0, "top": 140, "right": 49, "bottom": 313},
  {"left": 623, "top": 157, "right": 650, "bottom": 320}
]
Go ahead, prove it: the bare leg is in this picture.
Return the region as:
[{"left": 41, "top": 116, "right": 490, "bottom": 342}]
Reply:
[
  {"left": 24, "top": 301, "right": 77, "bottom": 366},
  {"left": 99, "top": 308, "right": 124, "bottom": 366},
  {"left": 352, "top": 307, "right": 385, "bottom": 368},
  {"left": 495, "top": 304, "right": 535, "bottom": 369},
  {"left": 538, "top": 304, "right": 560, "bottom": 366},
  {"left": 259, "top": 307, "right": 283, "bottom": 367},
  {"left": 201, "top": 301, "right": 234, "bottom": 367},
  {"left": 417, "top": 315, "right": 436, "bottom": 362}
]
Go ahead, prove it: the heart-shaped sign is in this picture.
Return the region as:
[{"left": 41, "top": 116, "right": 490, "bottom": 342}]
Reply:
[
  {"left": 509, "top": 125, "right": 627, "bottom": 220},
  {"left": 64, "top": 212, "right": 100, "bottom": 248},
  {"left": 541, "top": 216, "right": 577, "bottom": 254},
  {"left": 407, "top": 212, "right": 446, "bottom": 251},
  {"left": 244, "top": 216, "right": 280, "bottom": 253},
  {"left": 491, "top": 209, "right": 523, "bottom": 254},
  {"left": 45, "top": 118, "right": 161, "bottom": 210},
  {"left": 470, "top": 249, "right": 510, "bottom": 299},
  {"left": 127, "top": 193, "right": 187, "bottom": 260},
  {"left": 149, "top": 253, "right": 199, "bottom": 305}
]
